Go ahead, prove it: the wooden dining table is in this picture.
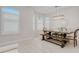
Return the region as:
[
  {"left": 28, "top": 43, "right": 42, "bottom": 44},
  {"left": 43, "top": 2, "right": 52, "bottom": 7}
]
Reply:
[{"left": 40, "top": 30, "right": 73, "bottom": 48}]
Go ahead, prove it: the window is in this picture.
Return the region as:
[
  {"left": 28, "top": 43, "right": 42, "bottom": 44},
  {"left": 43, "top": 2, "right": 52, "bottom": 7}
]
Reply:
[
  {"left": 1, "top": 7, "right": 20, "bottom": 34},
  {"left": 33, "top": 15, "right": 50, "bottom": 31},
  {"left": 37, "top": 16, "right": 44, "bottom": 31},
  {"left": 44, "top": 17, "right": 50, "bottom": 30}
]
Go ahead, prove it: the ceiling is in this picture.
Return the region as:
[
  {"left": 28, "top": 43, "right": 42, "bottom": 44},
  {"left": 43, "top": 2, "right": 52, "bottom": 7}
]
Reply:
[
  {"left": 32, "top": 6, "right": 73, "bottom": 15},
  {"left": 0, "top": 6, "right": 74, "bottom": 15}
]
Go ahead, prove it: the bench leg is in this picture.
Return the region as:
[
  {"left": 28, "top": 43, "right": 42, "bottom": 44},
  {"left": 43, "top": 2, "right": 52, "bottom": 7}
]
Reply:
[
  {"left": 42, "top": 35, "right": 45, "bottom": 40},
  {"left": 76, "top": 39, "right": 77, "bottom": 46},
  {"left": 74, "top": 39, "right": 77, "bottom": 47}
]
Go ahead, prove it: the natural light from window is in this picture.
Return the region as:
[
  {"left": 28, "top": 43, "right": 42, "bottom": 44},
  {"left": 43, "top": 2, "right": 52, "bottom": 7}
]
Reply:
[{"left": 1, "top": 7, "right": 20, "bottom": 34}]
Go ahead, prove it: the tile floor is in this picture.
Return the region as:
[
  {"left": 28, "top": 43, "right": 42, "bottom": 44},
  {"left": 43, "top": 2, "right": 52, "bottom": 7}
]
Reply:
[{"left": 18, "top": 36, "right": 79, "bottom": 53}]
